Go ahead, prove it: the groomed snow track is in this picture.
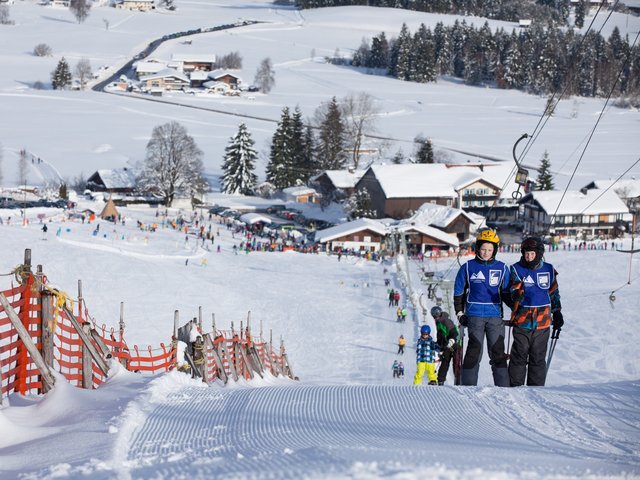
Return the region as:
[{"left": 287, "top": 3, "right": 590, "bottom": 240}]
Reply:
[{"left": 119, "top": 382, "right": 640, "bottom": 479}]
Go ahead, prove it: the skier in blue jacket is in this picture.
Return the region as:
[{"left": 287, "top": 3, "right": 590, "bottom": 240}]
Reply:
[
  {"left": 454, "top": 229, "right": 511, "bottom": 387},
  {"left": 413, "top": 325, "right": 441, "bottom": 385}
]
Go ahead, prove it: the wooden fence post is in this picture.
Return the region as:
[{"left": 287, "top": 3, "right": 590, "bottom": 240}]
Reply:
[
  {"left": 0, "top": 293, "right": 55, "bottom": 391},
  {"left": 82, "top": 323, "right": 93, "bottom": 388},
  {"left": 62, "top": 305, "right": 109, "bottom": 378},
  {"left": 211, "top": 313, "right": 216, "bottom": 335},
  {"left": 39, "top": 266, "right": 55, "bottom": 394},
  {"left": 118, "top": 302, "right": 127, "bottom": 367}
]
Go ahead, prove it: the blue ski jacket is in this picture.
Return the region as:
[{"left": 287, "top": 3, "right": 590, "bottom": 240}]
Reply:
[
  {"left": 454, "top": 257, "right": 510, "bottom": 318},
  {"left": 416, "top": 336, "right": 440, "bottom": 363}
]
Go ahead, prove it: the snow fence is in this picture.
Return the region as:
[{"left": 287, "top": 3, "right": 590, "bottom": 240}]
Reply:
[{"left": 0, "top": 249, "right": 295, "bottom": 404}]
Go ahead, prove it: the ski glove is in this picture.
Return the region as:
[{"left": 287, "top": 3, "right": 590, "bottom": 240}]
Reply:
[
  {"left": 457, "top": 313, "right": 469, "bottom": 327},
  {"left": 447, "top": 338, "right": 455, "bottom": 350},
  {"left": 552, "top": 311, "right": 564, "bottom": 331}
]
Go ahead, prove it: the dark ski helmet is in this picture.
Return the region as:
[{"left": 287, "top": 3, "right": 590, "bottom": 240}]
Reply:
[
  {"left": 521, "top": 236, "right": 545, "bottom": 268},
  {"left": 420, "top": 325, "right": 431, "bottom": 335},
  {"left": 475, "top": 229, "right": 500, "bottom": 260},
  {"left": 430, "top": 306, "right": 443, "bottom": 319}
]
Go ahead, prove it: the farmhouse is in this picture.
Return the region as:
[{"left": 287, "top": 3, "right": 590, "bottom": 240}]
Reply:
[
  {"left": 86, "top": 168, "right": 137, "bottom": 194},
  {"left": 139, "top": 69, "right": 190, "bottom": 91},
  {"left": 518, "top": 189, "right": 630, "bottom": 238},
  {"left": 314, "top": 218, "right": 388, "bottom": 253},
  {"left": 399, "top": 202, "right": 475, "bottom": 246},
  {"left": 582, "top": 178, "right": 640, "bottom": 213}
]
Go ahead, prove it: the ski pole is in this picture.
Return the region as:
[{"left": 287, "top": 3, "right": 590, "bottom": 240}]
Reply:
[{"left": 545, "top": 328, "right": 560, "bottom": 375}]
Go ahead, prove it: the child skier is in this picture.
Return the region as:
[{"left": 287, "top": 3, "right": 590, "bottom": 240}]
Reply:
[
  {"left": 392, "top": 360, "right": 400, "bottom": 378},
  {"left": 431, "top": 305, "right": 461, "bottom": 385},
  {"left": 398, "top": 361, "right": 404, "bottom": 377},
  {"left": 413, "top": 325, "right": 441, "bottom": 385},
  {"left": 396, "top": 306, "right": 403, "bottom": 322},
  {"left": 397, "top": 334, "right": 406, "bottom": 355}
]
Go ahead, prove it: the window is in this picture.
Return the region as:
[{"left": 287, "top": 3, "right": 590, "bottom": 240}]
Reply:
[
  {"left": 364, "top": 236, "right": 371, "bottom": 242},
  {"left": 353, "top": 235, "right": 360, "bottom": 241}
]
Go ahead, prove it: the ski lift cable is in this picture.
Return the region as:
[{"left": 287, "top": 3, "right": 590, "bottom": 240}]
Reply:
[
  {"left": 516, "top": 0, "right": 617, "bottom": 165},
  {"left": 578, "top": 157, "right": 640, "bottom": 216},
  {"left": 543, "top": 28, "right": 640, "bottom": 236}
]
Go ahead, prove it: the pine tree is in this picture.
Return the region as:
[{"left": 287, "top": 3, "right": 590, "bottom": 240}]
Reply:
[
  {"left": 51, "top": 57, "right": 72, "bottom": 90},
  {"left": 289, "top": 107, "right": 309, "bottom": 183},
  {"left": 574, "top": 0, "right": 586, "bottom": 29},
  {"left": 536, "top": 150, "right": 554, "bottom": 191},
  {"left": 389, "top": 23, "right": 412, "bottom": 80},
  {"left": 412, "top": 24, "right": 437, "bottom": 83},
  {"left": 346, "top": 188, "right": 376, "bottom": 219},
  {"left": 369, "top": 32, "right": 389, "bottom": 69},
  {"left": 414, "top": 137, "right": 434, "bottom": 164},
  {"left": 221, "top": 123, "right": 258, "bottom": 195},
  {"left": 266, "top": 107, "right": 294, "bottom": 189},
  {"left": 316, "top": 97, "right": 347, "bottom": 170}
]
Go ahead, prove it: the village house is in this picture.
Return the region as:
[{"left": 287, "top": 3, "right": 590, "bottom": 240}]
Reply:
[
  {"left": 354, "top": 163, "right": 516, "bottom": 220},
  {"left": 282, "top": 186, "right": 319, "bottom": 204},
  {"left": 518, "top": 189, "right": 631, "bottom": 238},
  {"left": 311, "top": 169, "right": 365, "bottom": 198},
  {"left": 139, "top": 68, "right": 190, "bottom": 92},
  {"left": 208, "top": 71, "right": 242, "bottom": 89},
  {"left": 115, "top": 0, "right": 155, "bottom": 11},
  {"left": 314, "top": 218, "right": 388, "bottom": 253},
  {"left": 170, "top": 54, "right": 216, "bottom": 73},
  {"left": 582, "top": 178, "right": 640, "bottom": 215},
  {"left": 133, "top": 59, "right": 167, "bottom": 80},
  {"left": 398, "top": 202, "right": 475, "bottom": 247},
  {"left": 86, "top": 168, "right": 137, "bottom": 194}
]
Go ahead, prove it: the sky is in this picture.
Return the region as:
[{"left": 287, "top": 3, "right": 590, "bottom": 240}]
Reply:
[{"left": 1, "top": 1, "right": 640, "bottom": 479}]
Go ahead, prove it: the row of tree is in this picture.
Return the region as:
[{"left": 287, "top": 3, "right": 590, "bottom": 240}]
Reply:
[
  {"left": 351, "top": 21, "right": 640, "bottom": 99},
  {"left": 295, "top": 0, "right": 572, "bottom": 25}
]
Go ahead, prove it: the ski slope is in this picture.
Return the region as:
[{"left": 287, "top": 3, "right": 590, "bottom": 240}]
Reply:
[{"left": 1, "top": 202, "right": 639, "bottom": 479}]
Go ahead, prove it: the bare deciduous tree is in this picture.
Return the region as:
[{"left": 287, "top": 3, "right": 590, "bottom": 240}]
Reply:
[
  {"left": 137, "top": 121, "right": 208, "bottom": 206},
  {"left": 340, "top": 92, "right": 380, "bottom": 169},
  {"left": 75, "top": 57, "right": 93, "bottom": 90},
  {"left": 215, "top": 51, "right": 243, "bottom": 70},
  {"left": 33, "top": 43, "right": 52, "bottom": 57},
  {"left": 69, "top": 0, "right": 91, "bottom": 24},
  {"left": 253, "top": 57, "right": 275, "bottom": 93}
]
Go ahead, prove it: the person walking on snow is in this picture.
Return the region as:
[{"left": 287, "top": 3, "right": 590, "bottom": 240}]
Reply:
[
  {"left": 397, "top": 335, "right": 406, "bottom": 355},
  {"left": 401, "top": 306, "right": 408, "bottom": 323},
  {"left": 454, "top": 229, "right": 511, "bottom": 387},
  {"left": 392, "top": 360, "right": 400, "bottom": 378},
  {"left": 393, "top": 290, "right": 400, "bottom": 306},
  {"left": 398, "top": 361, "right": 404, "bottom": 377},
  {"left": 508, "top": 237, "right": 563, "bottom": 387},
  {"left": 413, "top": 325, "right": 440, "bottom": 385},
  {"left": 431, "top": 305, "right": 460, "bottom": 385},
  {"left": 388, "top": 289, "right": 395, "bottom": 307},
  {"left": 396, "top": 306, "right": 402, "bottom": 322}
]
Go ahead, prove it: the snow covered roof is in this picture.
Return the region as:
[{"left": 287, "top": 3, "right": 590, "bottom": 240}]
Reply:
[
  {"left": 315, "top": 218, "right": 387, "bottom": 243},
  {"left": 189, "top": 70, "right": 210, "bottom": 81},
  {"left": 139, "top": 68, "right": 190, "bottom": 82},
  {"left": 367, "top": 163, "right": 517, "bottom": 199},
  {"left": 209, "top": 70, "right": 241, "bottom": 80},
  {"left": 523, "top": 189, "right": 629, "bottom": 215},
  {"left": 589, "top": 179, "right": 640, "bottom": 199},
  {"left": 134, "top": 61, "right": 166, "bottom": 74},
  {"left": 239, "top": 213, "right": 272, "bottom": 225},
  {"left": 402, "top": 202, "right": 475, "bottom": 228},
  {"left": 171, "top": 54, "right": 216, "bottom": 63},
  {"left": 282, "top": 186, "right": 316, "bottom": 196},
  {"left": 397, "top": 223, "right": 459, "bottom": 247},
  {"left": 314, "top": 170, "right": 365, "bottom": 189},
  {"left": 89, "top": 168, "right": 136, "bottom": 189}
]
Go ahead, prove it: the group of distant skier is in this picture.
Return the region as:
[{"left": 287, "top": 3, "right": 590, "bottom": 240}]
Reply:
[{"left": 392, "top": 229, "right": 563, "bottom": 388}]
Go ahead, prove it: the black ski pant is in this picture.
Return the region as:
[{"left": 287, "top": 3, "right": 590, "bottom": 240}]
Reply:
[
  {"left": 461, "top": 316, "right": 509, "bottom": 387},
  {"left": 509, "top": 326, "right": 550, "bottom": 387},
  {"left": 437, "top": 347, "right": 453, "bottom": 384}
]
